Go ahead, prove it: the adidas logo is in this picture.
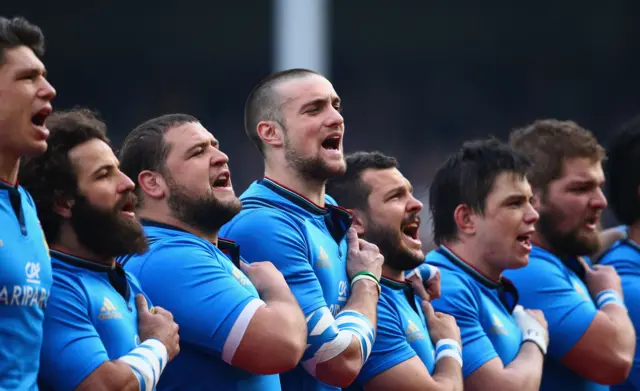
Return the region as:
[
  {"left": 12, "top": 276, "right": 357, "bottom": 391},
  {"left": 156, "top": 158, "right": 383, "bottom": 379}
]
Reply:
[
  {"left": 405, "top": 320, "right": 425, "bottom": 342},
  {"left": 316, "top": 247, "right": 332, "bottom": 268},
  {"left": 99, "top": 297, "right": 122, "bottom": 320}
]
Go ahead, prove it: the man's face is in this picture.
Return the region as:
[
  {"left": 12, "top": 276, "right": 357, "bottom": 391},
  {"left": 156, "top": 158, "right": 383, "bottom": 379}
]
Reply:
[
  {"left": 536, "top": 157, "right": 607, "bottom": 256},
  {"left": 67, "top": 138, "right": 147, "bottom": 257},
  {"left": 473, "top": 172, "right": 539, "bottom": 272},
  {"left": 359, "top": 167, "right": 425, "bottom": 271},
  {"left": 277, "top": 75, "right": 346, "bottom": 181},
  {"left": 0, "top": 46, "right": 56, "bottom": 158},
  {"left": 161, "top": 122, "right": 242, "bottom": 234}
]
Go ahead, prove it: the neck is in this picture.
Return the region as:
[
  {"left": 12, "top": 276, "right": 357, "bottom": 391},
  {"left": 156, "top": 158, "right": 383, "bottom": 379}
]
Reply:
[
  {"left": 52, "top": 227, "right": 115, "bottom": 268},
  {"left": 445, "top": 239, "right": 503, "bottom": 281},
  {"left": 137, "top": 208, "right": 219, "bottom": 245},
  {"left": 381, "top": 264, "right": 405, "bottom": 282},
  {"left": 629, "top": 222, "right": 640, "bottom": 245},
  {"left": 0, "top": 150, "right": 20, "bottom": 185},
  {"left": 264, "top": 159, "right": 326, "bottom": 207}
]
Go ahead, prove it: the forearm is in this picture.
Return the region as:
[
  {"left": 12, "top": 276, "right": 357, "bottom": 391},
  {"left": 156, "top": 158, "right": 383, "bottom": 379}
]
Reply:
[
  {"left": 431, "top": 359, "right": 463, "bottom": 391},
  {"left": 596, "top": 305, "right": 636, "bottom": 371},
  {"left": 314, "top": 281, "right": 380, "bottom": 386},
  {"left": 74, "top": 361, "right": 140, "bottom": 391},
  {"left": 342, "top": 279, "right": 380, "bottom": 326},
  {"left": 501, "top": 342, "right": 544, "bottom": 391}
]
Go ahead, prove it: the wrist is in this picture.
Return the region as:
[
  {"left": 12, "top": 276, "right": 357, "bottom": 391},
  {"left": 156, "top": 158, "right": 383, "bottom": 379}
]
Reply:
[
  {"left": 350, "top": 271, "right": 381, "bottom": 297},
  {"left": 435, "top": 338, "right": 462, "bottom": 367},
  {"left": 596, "top": 289, "right": 626, "bottom": 310}
]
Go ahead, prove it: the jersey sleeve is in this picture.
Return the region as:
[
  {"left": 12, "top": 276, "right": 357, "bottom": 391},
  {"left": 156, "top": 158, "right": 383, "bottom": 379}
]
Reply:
[
  {"left": 504, "top": 256, "right": 597, "bottom": 360},
  {"left": 131, "top": 239, "right": 262, "bottom": 360},
  {"left": 39, "top": 276, "right": 110, "bottom": 391},
  {"left": 432, "top": 276, "right": 498, "bottom": 378},
  {"left": 221, "top": 209, "right": 328, "bottom": 316},
  {"left": 356, "top": 295, "right": 417, "bottom": 385}
]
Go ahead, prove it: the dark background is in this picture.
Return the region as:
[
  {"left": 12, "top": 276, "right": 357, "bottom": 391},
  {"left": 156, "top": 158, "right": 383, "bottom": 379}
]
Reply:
[{"left": 7, "top": 1, "right": 639, "bottom": 242}]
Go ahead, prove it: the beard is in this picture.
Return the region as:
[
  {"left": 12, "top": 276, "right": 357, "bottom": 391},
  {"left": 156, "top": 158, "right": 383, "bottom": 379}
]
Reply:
[
  {"left": 70, "top": 193, "right": 148, "bottom": 258},
  {"left": 364, "top": 217, "right": 424, "bottom": 272},
  {"left": 166, "top": 176, "right": 242, "bottom": 237},
  {"left": 283, "top": 130, "right": 346, "bottom": 182},
  {"left": 537, "top": 202, "right": 602, "bottom": 257}
]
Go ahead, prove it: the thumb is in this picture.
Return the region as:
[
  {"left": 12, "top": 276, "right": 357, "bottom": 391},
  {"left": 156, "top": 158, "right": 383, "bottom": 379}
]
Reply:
[
  {"left": 346, "top": 227, "right": 359, "bottom": 250},
  {"left": 420, "top": 298, "right": 436, "bottom": 320},
  {"left": 135, "top": 294, "right": 150, "bottom": 314},
  {"left": 239, "top": 260, "right": 252, "bottom": 273}
]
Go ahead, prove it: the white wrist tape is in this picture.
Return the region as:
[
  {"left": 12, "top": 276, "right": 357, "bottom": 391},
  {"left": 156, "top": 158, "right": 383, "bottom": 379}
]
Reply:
[
  {"left": 513, "top": 305, "right": 547, "bottom": 355},
  {"left": 596, "top": 289, "right": 626, "bottom": 310},
  {"left": 119, "top": 338, "right": 168, "bottom": 391},
  {"left": 435, "top": 338, "right": 462, "bottom": 367},
  {"left": 335, "top": 310, "right": 376, "bottom": 364},
  {"left": 407, "top": 264, "right": 438, "bottom": 281}
]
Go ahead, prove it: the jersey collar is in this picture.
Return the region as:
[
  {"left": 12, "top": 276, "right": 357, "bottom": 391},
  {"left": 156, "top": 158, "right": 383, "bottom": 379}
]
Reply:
[
  {"left": 438, "top": 245, "right": 519, "bottom": 313},
  {"left": 51, "top": 249, "right": 131, "bottom": 302},
  {"left": 140, "top": 219, "right": 241, "bottom": 265}
]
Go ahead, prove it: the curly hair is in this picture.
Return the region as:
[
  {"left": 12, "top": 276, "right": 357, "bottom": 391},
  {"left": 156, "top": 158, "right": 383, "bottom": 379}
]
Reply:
[{"left": 19, "top": 108, "right": 109, "bottom": 243}]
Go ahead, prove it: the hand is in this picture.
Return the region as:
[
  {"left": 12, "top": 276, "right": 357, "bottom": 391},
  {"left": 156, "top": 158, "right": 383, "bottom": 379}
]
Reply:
[
  {"left": 421, "top": 300, "right": 461, "bottom": 345},
  {"left": 346, "top": 227, "right": 384, "bottom": 281},
  {"left": 239, "top": 260, "right": 288, "bottom": 299},
  {"left": 513, "top": 305, "right": 549, "bottom": 353},
  {"left": 407, "top": 264, "right": 441, "bottom": 301},
  {"left": 136, "top": 294, "right": 180, "bottom": 361},
  {"left": 577, "top": 257, "right": 623, "bottom": 298}
]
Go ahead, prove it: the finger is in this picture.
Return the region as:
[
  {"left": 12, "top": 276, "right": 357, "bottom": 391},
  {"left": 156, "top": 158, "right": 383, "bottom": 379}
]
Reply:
[
  {"left": 346, "top": 227, "right": 360, "bottom": 250},
  {"left": 576, "top": 256, "right": 592, "bottom": 273},
  {"left": 420, "top": 298, "right": 436, "bottom": 319},
  {"left": 411, "top": 278, "right": 430, "bottom": 301},
  {"left": 239, "top": 260, "right": 251, "bottom": 273},
  {"left": 135, "top": 294, "right": 150, "bottom": 313}
]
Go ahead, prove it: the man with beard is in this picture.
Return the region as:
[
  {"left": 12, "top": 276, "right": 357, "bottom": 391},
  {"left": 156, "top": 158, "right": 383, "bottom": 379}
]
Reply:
[
  {"left": 326, "top": 151, "right": 463, "bottom": 391},
  {"left": 428, "top": 139, "right": 549, "bottom": 391},
  {"left": 19, "top": 109, "right": 180, "bottom": 391},
  {"left": 599, "top": 117, "right": 640, "bottom": 391},
  {"left": 118, "top": 113, "right": 307, "bottom": 391},
  {"left": 505, "top": 119, "right": 635, "bottom": 390},
  {"left": 0, "top": 16, "right": 56, "bottom": 390},
  {"left": 220, "top": 69, "right": 384, "bottom": 390}
]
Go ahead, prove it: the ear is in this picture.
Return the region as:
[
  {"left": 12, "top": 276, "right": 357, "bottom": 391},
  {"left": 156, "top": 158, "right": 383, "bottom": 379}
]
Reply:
[
  {"left": 256, "top": 120, "right": 284, "bottom": 148},
  {"left": 52, "top": 190, "right": 74, "bottom": 219},
  {"left": 453, "top": 204, "right": 477, "bottom": 236},
  {"left": 137, "top": 170, "right": 166, "bottom": 200},
  {"left": 349, "top": 209, "right": 367, "bottom": 236}
]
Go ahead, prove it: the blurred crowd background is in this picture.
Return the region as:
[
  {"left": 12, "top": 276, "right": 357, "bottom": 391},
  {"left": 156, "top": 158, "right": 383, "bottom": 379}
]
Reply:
[{"left": 8, "top": 1, "right": 640, "bottom": 248}]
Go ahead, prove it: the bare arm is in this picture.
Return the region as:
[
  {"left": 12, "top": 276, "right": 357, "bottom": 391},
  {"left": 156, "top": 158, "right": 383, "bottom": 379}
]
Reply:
[
  {"left": 231, "top": 261, "right": 308, "bottom": 374},
  {"left": 74, "top": 361, "right": 140, "bottom": 391},
  {"left": 465, "top": 342, "right": 544, "bottom": 391},
  {"left": 561, "top": 305, "right": 635, "bottom": 384},
  {"left": 364, "top": 355, "right": 463, "bottom": 391}
]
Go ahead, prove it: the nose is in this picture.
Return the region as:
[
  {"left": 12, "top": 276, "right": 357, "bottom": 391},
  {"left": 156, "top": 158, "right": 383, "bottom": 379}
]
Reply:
[
  {"left": 325, "top": 105, "right": 344, "bottom": 130},
  {"left": 117, "top": 170, "right": 136, "bottom": 193},
  {"left": 407, "top": 195, "right": 424, "bottom": 214},
  {"left": 38, "top": 77, "right": 56, "bottom": 101},
  {"left": 590, "top": 187, "right": 608, "bottom": 210},
  {"left": 524, "top": 202, "right": 540, "bottom": 225},
  {"left": 211, "top": 148, "right": 230, "bottom": 167}
]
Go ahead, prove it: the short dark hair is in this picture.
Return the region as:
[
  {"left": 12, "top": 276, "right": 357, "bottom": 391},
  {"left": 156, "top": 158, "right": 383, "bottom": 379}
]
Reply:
[
  {"left": 430, "top": 139, "right": 532, "bottom": 245},
  {"left": 119, "top": 113, "right": 198, "bottom": 202},
  {"left": 244, "top": 68, "right": 320, "bottom": 155},
  {"left": 327, "top": 151, "right": 398, "bottom": 211},
  {"left": 509, "top": 119, "right": 606, "bottom": 191},
  {"left": 0, "top": 16, "right": 45, "bottom": 65},
  {"left": 607, "top": 116, "right": 640, "bottom": 225},
  {"left": 19, "top": 109, "right": 109, "bottom": 243}
]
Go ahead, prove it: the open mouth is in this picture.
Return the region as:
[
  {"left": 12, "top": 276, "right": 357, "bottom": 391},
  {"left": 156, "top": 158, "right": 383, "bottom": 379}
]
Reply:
[
  {"left": 321, "top": 134, "right": 341, "bottom": 151},
  {"left": 401, "top": 219, "right": 421, "bottom": 245},
  {"left": 516, "top": 231, "right": 533, "bottom": 248},
  {"left": 212, "top": 171, "right": 231, "bottom": 188},
  {"left": 119, "top": 197, "right": 136, "bottom": 217},
  {"left": 584, "top": 215, "right": 599, "bottom": 230},
  {"left": 31, "top": 107, "right": 52, "bottom": 127}
]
